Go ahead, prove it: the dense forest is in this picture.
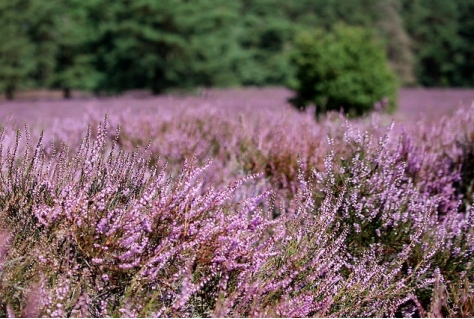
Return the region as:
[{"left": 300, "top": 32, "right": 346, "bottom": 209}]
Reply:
[{"left": 1, "top": 0, "right": 474, "bottom": 99}]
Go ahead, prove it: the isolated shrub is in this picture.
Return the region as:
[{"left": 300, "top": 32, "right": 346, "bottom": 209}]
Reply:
[{"left": 289, "top": 24, "right": 398, "bottom": 117}]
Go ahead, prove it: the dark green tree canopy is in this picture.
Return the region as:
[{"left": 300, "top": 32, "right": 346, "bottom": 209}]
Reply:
[
  {"left": 1, "top": 0, "right": 474, "bottom": 99},
  {"left": 93, "top": 0, "right": 245, "bottom": 94},
  {"left": 0, "top": 0, "right": 36, "bottom": 100}
]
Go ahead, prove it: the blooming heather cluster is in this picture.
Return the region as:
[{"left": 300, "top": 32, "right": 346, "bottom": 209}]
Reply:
[{"left": 0, "top": 100, "right": 474, "bottom": 317}]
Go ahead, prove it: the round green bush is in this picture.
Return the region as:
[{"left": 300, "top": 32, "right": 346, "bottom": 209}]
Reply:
[{"left": 289, "top": 24, "right": 398, "bottom": 117}]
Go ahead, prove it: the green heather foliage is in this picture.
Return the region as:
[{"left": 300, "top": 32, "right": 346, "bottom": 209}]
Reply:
[{"left": 290, "top": 25, "right": 398, "bottom": 117}]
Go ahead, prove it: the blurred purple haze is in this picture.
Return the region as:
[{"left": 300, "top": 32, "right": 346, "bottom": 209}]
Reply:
[{"left": 1, "top": 87, "right": 474, "bottom": 125}]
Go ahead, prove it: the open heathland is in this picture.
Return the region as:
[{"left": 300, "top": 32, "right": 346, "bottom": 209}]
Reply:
[{"left": 0, "top": 88, "right": 473, "bottom": 317}]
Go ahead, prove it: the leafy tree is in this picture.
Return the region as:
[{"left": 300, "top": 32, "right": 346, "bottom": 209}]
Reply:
[
  {"left": 15, "top": 0, "right": 102, "bottom": 98},
  {"left": 0, "top": 0, "right": 35, "bottom": 100},
  {"left": 174, "top": 1, "right": 243, "bottom": 88},
  {"left": 26, "top": 0, "right": 59, "bottom": 89},
  {"left": 374, "top": 0, "right": 415, "bottom": 85},
  {"left": 94, "top": 0, "right": 243, "bottom": 94},
  {"left": 401, "top": 0, "right": 461, "bottom": 86},
  {"left": 289, "top": 24, "right": 398, "bottom": 117},
  {"left": 51, "top": 0, "right": 102, "bottom": 98},
  {"left": 456, "top": 0, "right": 474, "bottom": 86},
  {"left": 234, "top": 0, "right": 295, "bottom": 85},
  {"left": 234, "top": 0, "right": 385, "bottom": 87}
]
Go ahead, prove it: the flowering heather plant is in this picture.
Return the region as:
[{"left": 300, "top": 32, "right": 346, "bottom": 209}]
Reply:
[{"left": 0, "top": 98, "right": 474, "bottom": 317}]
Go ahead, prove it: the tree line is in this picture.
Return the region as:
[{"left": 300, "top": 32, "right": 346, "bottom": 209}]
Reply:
[{"left": 1, "top": 0, "right": 473, "bottom": 99}]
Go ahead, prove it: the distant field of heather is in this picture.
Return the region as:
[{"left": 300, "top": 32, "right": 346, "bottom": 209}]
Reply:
[{"left": 0, "top": 87, "right": 474, "bottom": 317}]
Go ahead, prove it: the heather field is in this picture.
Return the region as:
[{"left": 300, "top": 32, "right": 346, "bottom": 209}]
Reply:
[{"left": 0, "top": 88, "right": 474, "bottom": 317}]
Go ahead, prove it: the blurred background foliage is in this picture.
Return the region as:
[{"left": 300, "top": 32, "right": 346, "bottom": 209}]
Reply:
[{"left": 1, "top": 0, "right": 474, "bottom": 99}]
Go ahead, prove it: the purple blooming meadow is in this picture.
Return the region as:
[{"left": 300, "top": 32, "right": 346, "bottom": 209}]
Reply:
[{"left": 0, "top": 90, "right": 473, "bottom": 317}]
